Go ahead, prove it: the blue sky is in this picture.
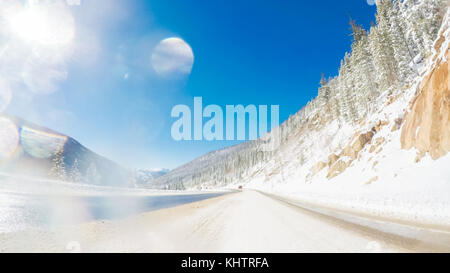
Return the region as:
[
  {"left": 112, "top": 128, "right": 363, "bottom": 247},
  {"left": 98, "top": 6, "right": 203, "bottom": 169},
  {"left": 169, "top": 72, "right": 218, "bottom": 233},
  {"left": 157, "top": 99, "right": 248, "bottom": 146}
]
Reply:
[{"left": 5, "top": 0, "right": 377, "bottom": 170}]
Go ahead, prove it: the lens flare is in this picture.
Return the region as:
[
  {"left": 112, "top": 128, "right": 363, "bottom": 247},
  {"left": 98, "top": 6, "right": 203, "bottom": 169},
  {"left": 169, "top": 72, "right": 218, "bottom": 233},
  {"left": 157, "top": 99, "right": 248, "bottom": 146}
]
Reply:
[
  {"left": 20, "top": 126, "right": 68, "bottom": 159},
  {"left": 0, "top": 117, "right": 19, "bottom": 159},
  {"left": 0, "top": 80, "right": 12, "bottom": 112},
  {"left": 8, "top": 1, "right": 75, "bottom": 47},
  {"left": 151, "top": 37, "right": 194, "bottom": 76}
]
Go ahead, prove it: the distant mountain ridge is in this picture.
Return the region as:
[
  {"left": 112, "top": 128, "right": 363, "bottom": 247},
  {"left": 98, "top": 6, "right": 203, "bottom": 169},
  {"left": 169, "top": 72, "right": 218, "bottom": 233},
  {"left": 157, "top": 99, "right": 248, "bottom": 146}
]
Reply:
[
  {"left": 1, "top": 115, "right": 133, "bottom": 187},
  {"left": 134, "top": 168, "right": 170, "bottom": 187}
]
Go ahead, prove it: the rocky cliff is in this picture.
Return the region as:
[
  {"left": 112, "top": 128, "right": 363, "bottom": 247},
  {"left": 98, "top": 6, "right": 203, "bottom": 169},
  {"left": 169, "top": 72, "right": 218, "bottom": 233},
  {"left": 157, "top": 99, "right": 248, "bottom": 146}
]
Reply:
[{"left": 401, "top": 28, "right": 449, "bottom": 160}]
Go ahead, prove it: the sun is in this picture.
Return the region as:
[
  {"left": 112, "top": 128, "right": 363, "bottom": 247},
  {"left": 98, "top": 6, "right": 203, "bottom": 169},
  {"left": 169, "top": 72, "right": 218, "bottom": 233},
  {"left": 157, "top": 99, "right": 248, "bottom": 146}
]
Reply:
[{"left": 8, "top": 1, "right": 75, "bottom": 47}]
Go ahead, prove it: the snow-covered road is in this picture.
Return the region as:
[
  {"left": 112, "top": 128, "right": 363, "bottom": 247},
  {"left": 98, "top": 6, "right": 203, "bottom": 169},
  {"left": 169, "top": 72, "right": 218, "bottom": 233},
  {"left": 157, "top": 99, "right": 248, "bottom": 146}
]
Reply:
[{"left": 1, "top": 190, "right": 449, "bottom": 252}]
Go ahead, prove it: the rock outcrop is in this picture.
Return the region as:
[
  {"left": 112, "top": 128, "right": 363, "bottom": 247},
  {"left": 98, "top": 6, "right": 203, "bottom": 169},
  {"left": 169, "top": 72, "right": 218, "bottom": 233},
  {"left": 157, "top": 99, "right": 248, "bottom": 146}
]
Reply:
[
  {"left": 315, "top": 129, "right": 376, "bottom": 180},
  {"left": 327, "top": 158, "right": 352, "bottom": 179},
  {"left": 401, "top": 47, "right": 449, "bottom": 160},
  {"left": 328, "top": 154, "right": 339, "bottom": 167},
  {"left": 311, "top": 161, "right": 327, "bottom": 177}
]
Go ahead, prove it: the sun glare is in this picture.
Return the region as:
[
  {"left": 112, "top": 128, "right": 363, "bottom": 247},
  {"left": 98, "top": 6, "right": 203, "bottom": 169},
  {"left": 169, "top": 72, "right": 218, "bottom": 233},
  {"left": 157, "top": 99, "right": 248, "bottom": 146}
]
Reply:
[{"left": 8, "top": 2, "right": 75, "bottom": 47}]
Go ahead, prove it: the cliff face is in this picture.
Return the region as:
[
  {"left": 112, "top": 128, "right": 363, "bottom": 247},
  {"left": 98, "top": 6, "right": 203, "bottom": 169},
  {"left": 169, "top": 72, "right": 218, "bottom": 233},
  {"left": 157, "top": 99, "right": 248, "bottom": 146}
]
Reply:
[{"left": 401, "top": 27, "right": 450, "bottom": 160}]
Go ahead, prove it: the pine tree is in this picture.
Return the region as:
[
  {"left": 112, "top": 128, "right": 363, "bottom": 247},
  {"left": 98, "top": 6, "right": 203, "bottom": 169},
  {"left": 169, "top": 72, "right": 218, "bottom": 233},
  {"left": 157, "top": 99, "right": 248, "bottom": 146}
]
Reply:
[
  {"left": 350, "top": 19, "right": 366, "bottom": 43},
  {"left": 389, "top": 0, "right": 415, "bottom": 83},
  {"left": 420, "top": 0, "right": 447, "bottom": 53},
  {"left": 339, "top": 52, "right": 358, "bottom": 122},
  {"left": 318, "top": 72, "right": 330, "bottom": 108},
  {"left": 50, "top": 149, "right": 67, "bottom": 181},
  {"left": 372, "top": 0, "right": 398, "bottom": 90},
  {"left": 69, "top": 159, "right": 83, "bottom": 183},
  {"left": 402, "top": 0, "right": 426, "bottom": 58},
  {"left": 325, "top": 77, "right": 340, "bottom": 122},
  {"left": 349, "top": 20, "right": 378, "bottom": 117}
]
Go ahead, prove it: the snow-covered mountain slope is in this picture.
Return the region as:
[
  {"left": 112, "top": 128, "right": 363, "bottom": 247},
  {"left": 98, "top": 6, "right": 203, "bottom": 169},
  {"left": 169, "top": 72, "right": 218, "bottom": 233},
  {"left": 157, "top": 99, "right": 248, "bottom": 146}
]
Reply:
[
  {"left": 134, "top": 168, "right": 170, "bottom": 187},
  {"left": 247, "top": 30, "right": 449, "bottom": 227},
  {"left": 0, "top": 115, "right": 132, "bottom": 187},
  {"left": 151, "top": 1, "right": 450, "bottom": 227}
]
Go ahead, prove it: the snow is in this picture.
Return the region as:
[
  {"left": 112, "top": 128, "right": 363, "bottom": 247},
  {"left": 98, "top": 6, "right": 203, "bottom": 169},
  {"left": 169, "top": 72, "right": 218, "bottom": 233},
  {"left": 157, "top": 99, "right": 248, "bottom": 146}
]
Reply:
[
  {"left": 244, "top": 12, "right": 450, "bottom": 229},
  {"left": 1, "top": 0, "right": 448, "bottom": 249},
  {"left": 249, "top": 144, "right": 450, "bottom": 228},
  {"left": 3, "top": 190, "right": 447, "bottom": 252},
  {"left": 414, "top": 53, "right": 424, "bottom": 64}
]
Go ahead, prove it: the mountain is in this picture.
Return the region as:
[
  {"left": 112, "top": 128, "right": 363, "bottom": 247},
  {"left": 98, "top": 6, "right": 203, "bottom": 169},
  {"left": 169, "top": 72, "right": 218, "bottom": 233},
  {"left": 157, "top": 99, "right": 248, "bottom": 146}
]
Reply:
[
  {"left": 149, "top": 1, "right": 450, "bottom": 226},
  {"left": 0, "top": 115, "right": 133, "bottom": 187},
  {"left": 134, "top": 168, "right": 170, "bottom": 187}
]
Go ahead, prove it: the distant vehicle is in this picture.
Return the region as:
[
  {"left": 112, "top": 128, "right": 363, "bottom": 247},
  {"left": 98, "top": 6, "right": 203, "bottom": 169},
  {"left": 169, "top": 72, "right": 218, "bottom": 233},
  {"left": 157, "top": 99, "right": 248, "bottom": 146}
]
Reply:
[{"left": 238, "top": 186, "right": 243, "bottom": 190}]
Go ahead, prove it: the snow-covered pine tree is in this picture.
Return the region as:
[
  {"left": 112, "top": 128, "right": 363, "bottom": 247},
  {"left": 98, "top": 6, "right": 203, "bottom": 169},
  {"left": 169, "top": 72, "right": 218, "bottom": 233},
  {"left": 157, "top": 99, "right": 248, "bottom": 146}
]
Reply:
[
  {"left": 175, "top": 181, "right": 185, "bottom": 190},
  {"left": 402, "top": 0, "right": 426, "bottom": 58},
  {"left": 349, "top": 19, "right": 366, "bottom": 43},
  {"left": 336, "top": 60, "right": 348, "bottom": 122},
  {"left": 50, "top": 149, "right": 67, "bottom": 181},
  {"left": 339, "top": 52, "right": 358, "bottom": 122},
  {"left": 389, "top": 0, "right": 416, "bottom": 84},
  {"left": 372, "top": 0, "right": 398, "bottom": 90},
  {"left": 420, "top": 0, "right": 447, "bottom": 53},
  {"left": 349, "top": 21, "right": 378, "bottom": 118},
  {"left": 69, "top": 158, "right": 83, "bottom": 183},
  {"left": 318, "top": 72, "right": 334, "bottom": 121},
  {"left": 369, "top": 27, "right": 389, "bottom": 92},
  {"left": 318, "top": 72, "right": 330, "bottom": 106},
  {"left": 327, "top": 81, "right": 341, "bottom": 121}
]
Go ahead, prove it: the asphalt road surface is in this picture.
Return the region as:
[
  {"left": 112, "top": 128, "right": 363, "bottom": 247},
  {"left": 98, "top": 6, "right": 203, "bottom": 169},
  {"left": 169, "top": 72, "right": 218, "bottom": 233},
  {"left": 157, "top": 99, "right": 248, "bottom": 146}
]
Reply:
[{"left": 1, "top": 190, "right": 450, "bottom": 252}]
